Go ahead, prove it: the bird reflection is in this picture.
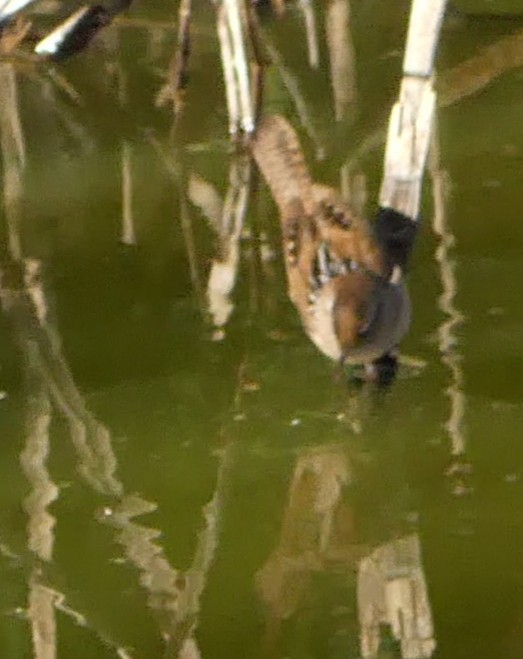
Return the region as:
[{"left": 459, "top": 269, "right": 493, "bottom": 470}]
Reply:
[{"left": 255, "top": 438, "right": 436, "bottom": 658}]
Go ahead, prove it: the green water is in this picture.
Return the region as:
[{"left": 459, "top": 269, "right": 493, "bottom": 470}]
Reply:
[{"left": 2, "top": 2, "right": 523, "bottom": 658}]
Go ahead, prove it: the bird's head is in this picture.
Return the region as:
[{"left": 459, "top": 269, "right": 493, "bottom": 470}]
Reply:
[{"left": 333, "top": 270, "right": 411, "bottom": 366}]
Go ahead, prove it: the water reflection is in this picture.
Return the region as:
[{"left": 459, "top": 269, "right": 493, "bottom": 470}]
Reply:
[
  {"left": 1, "top": 249, "right": 226, "bottom": 655},
  {"left": 2, "top": 3, "right": 523, "bottom": 659},
  {"left": 0, "top": 61, "right": 218, "bottom": 658},
  {"left": 429, "top": 120, "right": 472, "bottom": 497},
  {"left": 0, "top": 248, "right": 217, "bottom": 657},
  {"left": 256, "top": 429, "right": 436, "bottom": 658},
  {"left": 189, "top": 153, "right": 252, "bottom": 337}
]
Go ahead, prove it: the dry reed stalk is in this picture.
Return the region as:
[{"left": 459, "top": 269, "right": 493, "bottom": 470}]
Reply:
[
  {"left": 115, "top": 58, "right": 137, "bottom": 245},
  {"left": 298, "top": 0, "right": 319, "bottom": 69},
  {"left": 121, "top": 140, "right": 136, "bottom": 245},
  {"left": 0, "top": 60, "right": 26, "bottom": 259},
  {"left": 0, "top": 16, "right": 31, "bottom": 52},
  {"left": 188, "top": 173, "right": 223, "bottom": 232},
  {"left": 180, "top": 192, "right": 204, "bottom": 305},
  {"left": 339, "top": 164, "right": 367, "bottom": 215},
  {"left": 0, "top": 0, "right": 38, "bottom": 28},
  {"left": 39, "top": 77, "right": 94, "bottom": 153},
  {"left": 379, "top": 0, "right": 447, "bottom": 219},
  {"left": 227, "top": 0, "right": 254, "bottom": 132},
  {"left": 244, "top": 4, "right": 269, "bottom": 127},
  {"left": 163, "top": 0, "right": 192, "bottom": 117},
  {"left": 217, "top": 4, "right": 240, "bottom": 134},
  {"left": 325, "top": 0, "right": 357, "bottom": 122},
  {"left": 216, "top": 0, "right": 255, "bottom": 136}
]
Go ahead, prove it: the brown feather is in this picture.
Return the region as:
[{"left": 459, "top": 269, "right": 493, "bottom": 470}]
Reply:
[{"left": 253, "top": 116, "right": 389, "bottom": 357}]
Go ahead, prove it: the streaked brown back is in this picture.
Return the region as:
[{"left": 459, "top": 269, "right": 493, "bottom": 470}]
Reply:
[{"left": 252, "top": 115, "right": 316, "bottom": 219}]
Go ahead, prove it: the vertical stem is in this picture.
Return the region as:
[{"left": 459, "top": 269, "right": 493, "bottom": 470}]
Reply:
[
  {"left": 403, "top": 0, "right": 447, "bottom": 78},
  {"left": 113, "top": 33, "right": 137, "bottom": 247},
  {"left": 225, "top": 0, "right": 254, "bottom": 133},
  {"left": 0, "top": 62, "right": 25, "bottom": 260},
  {"left": 217, "top": 0, "right": 254, "bottom": 136},
  {"left": 217, "top": 4, "right": 241, "bottom": 135},
  {"left": 298, "top": 0, "right": 319, "bottom": 69},
  {"left": 325, "top": 0, "right": 357, "bottom": 122},
  {"left": 170, "top": 0, "right": 193, "bottom": 117},
  {"left": 379, "top": 0, "right": 447, "bottom": 219},
  {"left": 121, "top": 140, "right": 136, "bottom": 245},
  {"left": 245, "top": 4, "right": 268, "bottom": 127}
]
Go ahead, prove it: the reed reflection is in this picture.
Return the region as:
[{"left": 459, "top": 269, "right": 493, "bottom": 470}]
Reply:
[
  {"left": 429, "top": 122, "right": 470, "bottom": 485},
  {"left": 0, "top": 254, "right": 223, "bottom": 656},
  {"left": 0, "top": 238, "right": 217, "bottom": 656},
  {"left": 189, "top": 153, "right": 252, "bottom": 338},
  {"left": 0, "top": 56, "right": 232, "bottom": 659}
]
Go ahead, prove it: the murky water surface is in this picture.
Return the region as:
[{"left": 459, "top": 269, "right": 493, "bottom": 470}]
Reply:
[{"left": 2, "top": 2, "right": 523, "bottom": 658}]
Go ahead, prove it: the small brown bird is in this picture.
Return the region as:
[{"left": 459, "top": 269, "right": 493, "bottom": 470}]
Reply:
[{"left": 252, "top": 115, "right": 416, "bottom": 381}]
